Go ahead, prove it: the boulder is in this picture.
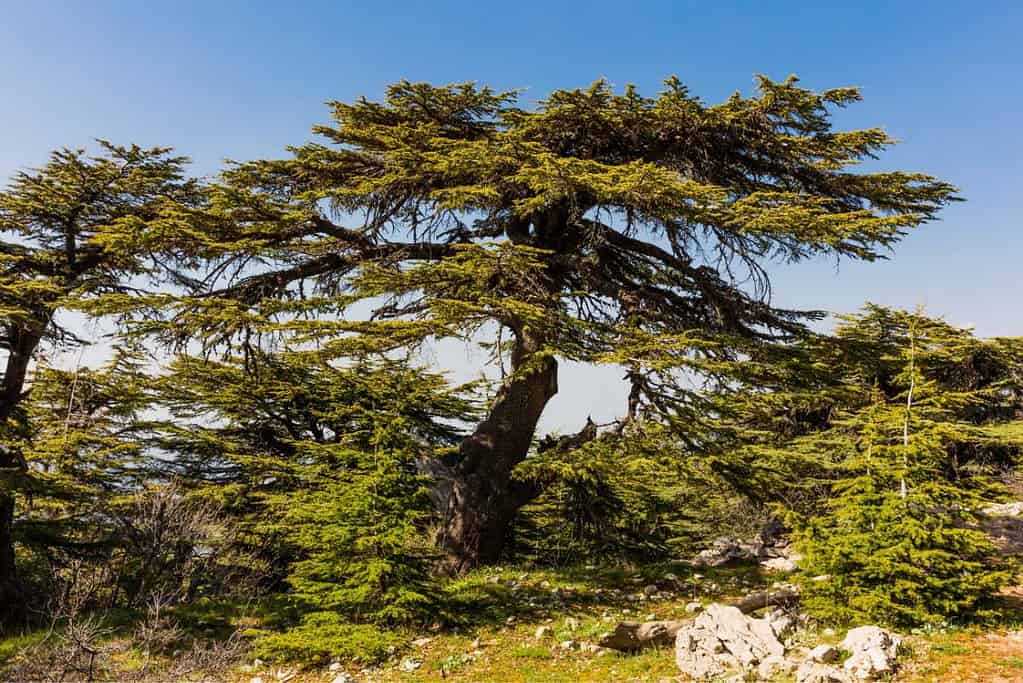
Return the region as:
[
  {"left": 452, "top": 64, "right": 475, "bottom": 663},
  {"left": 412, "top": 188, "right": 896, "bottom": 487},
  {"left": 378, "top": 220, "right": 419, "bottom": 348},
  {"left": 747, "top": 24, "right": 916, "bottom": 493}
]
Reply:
[
  {"left": 840, "top": 626, "right": 901, "bottom": 680},
  {"left": 809, "top": 644, "right": 840, "bottom": 663},
  {"left": 758, "top": 654, "right": 798, "bottom": 679},
  {"left": 674, "top": 603, "right": 785, "bottom": 679},
  {"left": 599, "top": 619, "right": 684, "bottom": 651},
  {"left": 796, "top": 661, "right": 851, "bottom": 683},
  {"left": 691, "top": 537, "right": 760, "bottom": 567},
  {"left": 761, "top": 555, "right": 799, "bottom": 572}
]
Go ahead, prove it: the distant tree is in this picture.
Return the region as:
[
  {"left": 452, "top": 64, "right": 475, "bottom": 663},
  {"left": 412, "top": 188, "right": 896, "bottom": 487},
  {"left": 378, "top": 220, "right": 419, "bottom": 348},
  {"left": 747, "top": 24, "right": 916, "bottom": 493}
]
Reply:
[
  {"left": 151, "top": 76, "right": 955, "bottom": 570},
  {"left": 0, "top": 143, "right": 200, "bottom": 629}
]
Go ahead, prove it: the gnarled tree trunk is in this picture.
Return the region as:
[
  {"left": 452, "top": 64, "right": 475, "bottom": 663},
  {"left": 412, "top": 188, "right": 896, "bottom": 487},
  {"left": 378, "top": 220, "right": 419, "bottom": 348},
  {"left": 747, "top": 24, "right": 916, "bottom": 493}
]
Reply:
[
  {"left": 0, "top": 325, "right": 43, "bottom": 632},
  {"left": 0, "top": 491, "right": 26, "bottom": 631},
  {"left": 436, "top": 329, "right": 558, "bottom": 572}
]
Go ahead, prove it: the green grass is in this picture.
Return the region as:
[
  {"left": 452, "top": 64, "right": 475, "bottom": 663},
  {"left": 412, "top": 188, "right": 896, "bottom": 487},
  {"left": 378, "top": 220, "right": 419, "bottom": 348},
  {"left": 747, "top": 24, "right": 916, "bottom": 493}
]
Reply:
[{"left": 0, "top": 630, "right": 47, "bottom": 665}]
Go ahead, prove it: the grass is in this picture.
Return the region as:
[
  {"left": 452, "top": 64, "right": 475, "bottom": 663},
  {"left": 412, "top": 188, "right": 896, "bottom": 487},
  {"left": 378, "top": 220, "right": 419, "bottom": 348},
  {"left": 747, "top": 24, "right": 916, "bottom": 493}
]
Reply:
[{"left": 2, "top": 563, "right": 1020, "bottom": 682}]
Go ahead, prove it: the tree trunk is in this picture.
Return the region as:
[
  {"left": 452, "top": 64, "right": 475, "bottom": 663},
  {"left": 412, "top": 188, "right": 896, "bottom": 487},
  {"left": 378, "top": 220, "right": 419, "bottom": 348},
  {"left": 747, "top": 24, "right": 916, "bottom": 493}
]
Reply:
[
  {"left": 0, "top": 325, "right": 44, "bottom": 632},
  {"left": 0, "top": 491, "right": 26, "bottom": 632},
  {"left": 437, "top": 330, "right": 558, "bottom": 572}
]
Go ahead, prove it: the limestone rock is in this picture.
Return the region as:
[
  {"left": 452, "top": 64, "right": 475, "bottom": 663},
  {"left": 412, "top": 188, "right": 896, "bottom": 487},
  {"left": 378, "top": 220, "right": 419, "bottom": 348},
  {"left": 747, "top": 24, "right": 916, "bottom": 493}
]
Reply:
[
  {"left": 840, "top": 626, "right": 902, "bottom": 680},
  {"left": 331, "top": 674, "right": 357, "bottom": 683},
  {"left": 534, "top": 625, "right": 553, "bottom": 639},
  {"left": 399, "top": 658, "right": 422, "bottom": 672},
  {"left": 810, "top": 644, "right": 840, "bottom": 663},
  {"left": 758, "top": 654, "right": 798, "bottom": 679},
  {"left": 691, "top": 537, "right": 760, "bottom": 567},
  {"left": 796, "top": 661, "right": 851, "bottom": 683},
  {"left": 685, "top": 601, "right": 703, "bottom": 613},
  {"left": 761, "top": 555, "right": 799, "bottom": 572},
  {"left": 674, "top": 603, "right": 784, "bottom": 679}
]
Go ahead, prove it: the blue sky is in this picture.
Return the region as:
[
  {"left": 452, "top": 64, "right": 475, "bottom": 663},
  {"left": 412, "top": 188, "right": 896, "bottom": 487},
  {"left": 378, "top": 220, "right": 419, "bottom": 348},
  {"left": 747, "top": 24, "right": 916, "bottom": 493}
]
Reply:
[{"left": 2, "top": 1, "right": 1021, "bottom": 429}]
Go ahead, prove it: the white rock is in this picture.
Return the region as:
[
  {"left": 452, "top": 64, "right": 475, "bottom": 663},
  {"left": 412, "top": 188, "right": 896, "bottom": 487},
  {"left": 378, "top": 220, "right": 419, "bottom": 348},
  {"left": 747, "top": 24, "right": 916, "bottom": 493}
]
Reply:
[
  {"left": 796, "top": 661, "right": 851, "bottom": 683},
  {"left": 399, "top": 658, "right": 422, "bottom": 672},
  {"left": 758, "top": 654, "right": 798, "bottom": 679},
  {"left": 643, "top": 584, "right": 659, "bottom": 597},
  {"left": 766, "top": 608, "right": 798, "bottom": 639},
  {"left": 328, "top": 662, "right": 343, "bottom": 672},
  {"left": 535, "top": 625, "right": 553, "bottom": 639},
  {"left": 411, "top": 637, "right": 433, "bottom": 647},
  {"left": 684, "top": 601, "right": 703, "bottom": 613},
  {"left": 558, "top": 639, "right": 579, "bottom": 650},
  {"left": 249, "top": 678, "right": 265, "bottom": 683},
  {"left": 810, "top": 644, "right": 840, "bottom": 663},
  {"left": 674, "top": 603, "right": 785, "bottom": 679},
  {"left": 761, "top": 556, "right": 799, "bottom": 572},
  {"left": 331, "top": 674, "right": 356, "bottom": 683},
  {"left": 840, "top": 626, "right": 902, "bottom": 680}
]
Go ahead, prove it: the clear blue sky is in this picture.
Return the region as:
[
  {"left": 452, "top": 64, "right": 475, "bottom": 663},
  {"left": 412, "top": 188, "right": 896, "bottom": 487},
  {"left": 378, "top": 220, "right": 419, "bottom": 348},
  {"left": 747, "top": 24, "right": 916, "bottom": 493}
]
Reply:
[{"left": 2, "top": 1, "right": 1021, "bottom": 429}]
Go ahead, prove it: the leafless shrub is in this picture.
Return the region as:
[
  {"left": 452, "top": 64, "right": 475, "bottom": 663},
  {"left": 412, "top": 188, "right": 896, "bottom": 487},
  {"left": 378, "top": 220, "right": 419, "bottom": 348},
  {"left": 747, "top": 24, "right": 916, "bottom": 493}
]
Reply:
[
  {"left": 4, "top": 578, "right": 118, "bottom": 682},
  {"left": 164, "top": 630, "right": 249, "bottom": 680}
]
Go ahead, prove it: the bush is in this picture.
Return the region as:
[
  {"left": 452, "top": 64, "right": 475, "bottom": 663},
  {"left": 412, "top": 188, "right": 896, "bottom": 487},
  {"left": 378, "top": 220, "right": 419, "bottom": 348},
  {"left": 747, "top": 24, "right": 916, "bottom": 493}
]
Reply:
[{"left": 250, "top": 612, "right": 404, "bottom": 664}]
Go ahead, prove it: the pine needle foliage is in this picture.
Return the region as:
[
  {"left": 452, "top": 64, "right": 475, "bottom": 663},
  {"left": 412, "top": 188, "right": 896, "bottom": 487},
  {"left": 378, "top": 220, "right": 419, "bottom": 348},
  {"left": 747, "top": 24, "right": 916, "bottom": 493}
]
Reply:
[
  {"left": 789, "top": 307, "right": 1020, "bottom": 626},
  {"left": 156, "top": 350, "right": 476, "bottom": 625},
  {"left": 125, "top": 75, "right": 958, "bottom": 566}
]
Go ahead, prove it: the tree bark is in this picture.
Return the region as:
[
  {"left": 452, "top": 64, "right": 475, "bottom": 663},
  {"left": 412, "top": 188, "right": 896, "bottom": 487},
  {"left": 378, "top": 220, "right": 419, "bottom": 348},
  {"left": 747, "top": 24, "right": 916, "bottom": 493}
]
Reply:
[
  {"left": 436, "top": 329, "right": 558, "bottom": 572},
  {"left": 0, "top": 324, "right": 44, "bottom": 632},
  {"left": 0, "top": 492, "right": 26, "bottom": 632}
]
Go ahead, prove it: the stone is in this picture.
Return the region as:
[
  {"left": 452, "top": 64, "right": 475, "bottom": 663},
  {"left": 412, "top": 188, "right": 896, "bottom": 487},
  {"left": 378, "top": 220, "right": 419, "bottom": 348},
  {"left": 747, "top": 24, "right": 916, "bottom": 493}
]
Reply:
[
  {"left": 557, "top": 639, "right": 579, "bottom": 650},
  {"left": 330, "top": 675, "right": 356, "bottom": 683},
  {"left": 411, "top": 637, "right": 433, "bottom": 647},
  {"left": 766, "top": 608, "right": 799, "bottom": 639},
  {"left": 674, "top": 603, "right": 785, "bottom": 679},
  {"left": 685, "top": 601, "right": 703, "bottom": 613},
  {"left": 758, "top": 654, "right": 797, "bottom": 679},
  {"left": 691, "top": 537, "right": 760, "bottom": 567},
  {"left": 643, "top": 584, "right": 659, "bottom": 597},
  {"left": 810, "top": 644, "right": 840, "bottom": 663},
  {"left": 840, "top": 626, "right": 902, "bottom": 680},
  {"left": 249, "top": 678, "right": 265, "bottom": 683},
  {"left": 565, "top": 617, "right": 580, "bottom": 630},
  {"left": 796, "top": 661, "right": 851, "bottom": 683},
  {"left": 399, "top": 658, "right": 422, "bottom": 672},
  {"left": 328, "top": 662, "right": 343, "bottom": 672},
  {"left": 761, "top": 556, "right": 799, "bottom": 572},
  {"left": 534, "top": 625, "right": 553, "bottom": 639}
]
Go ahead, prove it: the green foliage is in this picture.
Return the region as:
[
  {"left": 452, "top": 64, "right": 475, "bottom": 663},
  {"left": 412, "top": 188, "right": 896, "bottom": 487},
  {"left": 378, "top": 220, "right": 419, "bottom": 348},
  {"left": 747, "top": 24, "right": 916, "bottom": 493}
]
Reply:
[
  {"left": 158, "top": 349, "right": 476, "bottom": 624},
  {"left": 250, "top": 612, "right": 403, "bottom": 665},
  {"left": 516, "top": 422, "right": 750, "bottom": 563},
  {"left": 791, "top": 308, "right": 1017, "bottom": 627}
]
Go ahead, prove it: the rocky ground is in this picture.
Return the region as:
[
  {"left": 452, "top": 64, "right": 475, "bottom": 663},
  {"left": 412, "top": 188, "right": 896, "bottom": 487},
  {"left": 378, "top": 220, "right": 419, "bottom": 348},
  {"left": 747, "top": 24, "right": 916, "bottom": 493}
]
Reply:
[
  {"left": 230, "top": 562, "right": 1023, "bottom": 683},
  {"left": 3, "top": 510, "right": 1021, "bottom": 682}
]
